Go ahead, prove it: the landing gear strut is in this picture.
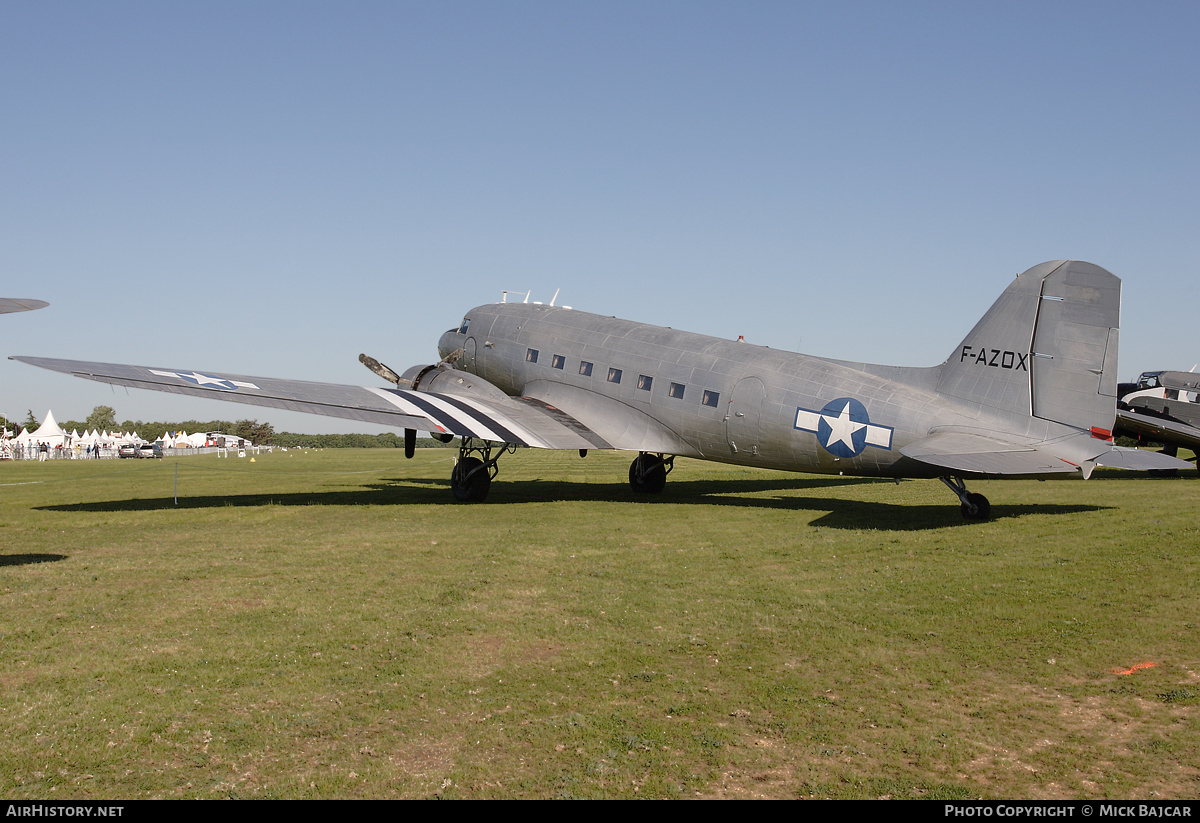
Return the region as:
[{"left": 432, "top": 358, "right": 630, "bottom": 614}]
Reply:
[
  {"left": 629, "top": 452, "right": 673, "bottom": 494},
  {"left": 451, "top": 438, "right": 512, "bottom": 503},
  {"left": 940, "top": 476, "right": 991, "bottom": 521}
]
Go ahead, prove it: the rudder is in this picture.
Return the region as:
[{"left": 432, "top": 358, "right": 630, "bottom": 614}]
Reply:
[{"left": 936, "top": 260, "right": 1120, "bottom": 433}]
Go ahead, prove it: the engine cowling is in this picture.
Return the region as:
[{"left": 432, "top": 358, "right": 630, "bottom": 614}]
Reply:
[
  {"left": 398, "top": 362, "right": 510, "bottom": 402},
  {"left": 364, "top": 354, "right": 512, "bottom": 451}
]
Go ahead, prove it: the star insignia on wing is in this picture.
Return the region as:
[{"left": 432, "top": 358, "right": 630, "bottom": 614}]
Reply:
[{"left": 149, "top": 369, "right": 260, "bottom": 391}]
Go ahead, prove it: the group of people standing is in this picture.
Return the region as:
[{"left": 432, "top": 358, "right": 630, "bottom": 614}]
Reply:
[{"left": 2, "top": 440, "right": 108, "bottom": 460}]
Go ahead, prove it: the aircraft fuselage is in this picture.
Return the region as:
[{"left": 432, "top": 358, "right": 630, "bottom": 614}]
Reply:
[{"left": 438, "top": 302, "right": 1021, "bottom": 479}]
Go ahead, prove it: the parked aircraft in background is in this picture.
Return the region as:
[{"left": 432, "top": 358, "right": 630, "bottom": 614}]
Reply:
[
  {"left": 1115, "top": 370, "right": 1200, "bottom": 471},
  {"left": 0, "top": 298, "right": 48, "bottom": 314},
  {"left": 13, "top": 260, "right": 1190, "bottom": 519}
]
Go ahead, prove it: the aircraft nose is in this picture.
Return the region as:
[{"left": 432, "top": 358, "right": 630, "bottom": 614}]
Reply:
[{"left": 437, "top": 328, "right": 459, "bottom": 361}]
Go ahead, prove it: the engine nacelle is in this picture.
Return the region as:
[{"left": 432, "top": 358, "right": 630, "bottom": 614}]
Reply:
[
  {"left": 399, "top": 362, "right": 510, "bottom": 402},
  {"left": 398, "top": 363, "right": 437, "bottom": 389}
]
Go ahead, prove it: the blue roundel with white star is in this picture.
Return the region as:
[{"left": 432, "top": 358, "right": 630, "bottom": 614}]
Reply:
[
  {"left": 793, "top": 397, "right": 894, "bottom": 459},
  {"left": 816, "top": 397, "right": 870, "bottom": 458}
]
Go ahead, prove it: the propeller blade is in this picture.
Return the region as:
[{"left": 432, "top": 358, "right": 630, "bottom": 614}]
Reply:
[{"left": 359, "top": 353, "right": 406, "bottom": 385}]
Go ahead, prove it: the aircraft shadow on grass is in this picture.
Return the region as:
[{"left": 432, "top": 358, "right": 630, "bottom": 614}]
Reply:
[
  {"left": 37, "top": 475, "right": 1108, "bottom": 531},
  {"left": 0, "top": 553, "right": 68, "bottom": 568}
]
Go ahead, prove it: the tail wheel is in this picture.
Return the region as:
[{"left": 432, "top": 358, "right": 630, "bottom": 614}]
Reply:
[{"left": 960, "top": 492, "right": 991, "bottom": 521}]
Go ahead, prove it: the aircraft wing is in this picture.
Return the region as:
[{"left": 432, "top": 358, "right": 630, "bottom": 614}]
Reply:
[
  {"left": 10, "top": 356, "right": 610, "bottom": 451},
  {"left": 1115, "top": 408, "right": 1200, "bottom": 454},
  {"left": 899, "top": 429, "right": 1193, "bottom": 477},
  {"left": 0, "top": 298, "right": 49, "bottom": 314}
]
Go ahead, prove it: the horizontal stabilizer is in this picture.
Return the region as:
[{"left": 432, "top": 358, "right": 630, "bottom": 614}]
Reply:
[
  {"left": 903, "top": 428, "right": 1195, "bottom": 477},
  {"left": 900, "top": 430, "right": 1078, "bottom": 476},
  {"left": 1092, "top": 446, "right": 1194, "bottom": 471}
]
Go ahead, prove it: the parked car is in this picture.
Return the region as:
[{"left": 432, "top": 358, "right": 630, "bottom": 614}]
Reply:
[
  {"left": 139, "top": 443, "right": 163, "bottom": 459},
  {"left": 117, "top": 443, "right": 139, "bottom": 458}
]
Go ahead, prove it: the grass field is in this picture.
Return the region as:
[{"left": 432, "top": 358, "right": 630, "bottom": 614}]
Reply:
[{"left": 1, "top": 448, "right": 1197, "bottom": 799}]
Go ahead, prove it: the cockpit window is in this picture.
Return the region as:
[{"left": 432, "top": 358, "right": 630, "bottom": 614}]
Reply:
[{"left": 458, "top": 318, "right": 470, "bottom": 335}]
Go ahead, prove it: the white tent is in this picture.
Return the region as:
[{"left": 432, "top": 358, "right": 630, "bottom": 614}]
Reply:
[{"left": 17, "top": 410, "right": 68, "bottom": 447}]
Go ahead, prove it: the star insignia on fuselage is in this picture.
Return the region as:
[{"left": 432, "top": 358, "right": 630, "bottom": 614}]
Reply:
[
  {"left": 794, "top": 397, "right": 893, "bottom": 458},
  {"left": 149, "top": 369, "right": 260, "bottom": 391}
]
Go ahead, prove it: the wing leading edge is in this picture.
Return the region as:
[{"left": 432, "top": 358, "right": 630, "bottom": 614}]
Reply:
[{"left": 10, "top": 356, "right": 607, "bottom": 451}]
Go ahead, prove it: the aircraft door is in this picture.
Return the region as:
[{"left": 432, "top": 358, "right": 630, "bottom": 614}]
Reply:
[
  {"left": 726, "top": 377, "right": 764, "bottom": 457},
  {"left": 462, "top": 337, "right": 478, "bottom": 375}
]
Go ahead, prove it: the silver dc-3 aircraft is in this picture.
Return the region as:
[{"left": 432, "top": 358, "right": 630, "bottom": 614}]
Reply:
[{"left": 13, "top": 260, "right": 1190, "bottom": 519}]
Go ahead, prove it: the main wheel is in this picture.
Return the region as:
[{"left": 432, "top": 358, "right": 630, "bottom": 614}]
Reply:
[
  {"left": 960, "top": 492, "right": 990, "bottom": 521},
  {"left": 629, "top": 454, "right": 667, "bottom": 494},
  {"left": 451, "top": 457, "right": 491, "bottom": 503}
]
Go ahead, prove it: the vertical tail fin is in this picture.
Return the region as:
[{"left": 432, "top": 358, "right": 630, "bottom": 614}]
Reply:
[{"left": 936, "top": 260, "right": 1120, "bottom": 432}]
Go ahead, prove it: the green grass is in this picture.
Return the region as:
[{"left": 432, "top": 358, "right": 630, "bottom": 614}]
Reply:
[{"left": 1, "top": 448, "right": 1198, "bottom": 799}]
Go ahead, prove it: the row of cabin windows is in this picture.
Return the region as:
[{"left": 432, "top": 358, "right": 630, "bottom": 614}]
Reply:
[{"left": 526, "top": 348, "right": 720, "bottom": 408}]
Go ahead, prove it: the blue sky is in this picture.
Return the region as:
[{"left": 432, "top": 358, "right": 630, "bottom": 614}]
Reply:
[{"left": 3, "top": 1, "right": 1198, "bottom": 434}]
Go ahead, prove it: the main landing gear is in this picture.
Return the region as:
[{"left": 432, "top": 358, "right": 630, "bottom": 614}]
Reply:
[
  {"left": 940, "top": 476, "right": 991, "bottom": 521},
  {"left": 450, "top": 438, "right": 513, "bottom": 503},
  {"left": 446, "top": 441, "right": 678, "bottom": 502},
  {"left": 629, "top": 452, "right": 674, "bottom": 495}
]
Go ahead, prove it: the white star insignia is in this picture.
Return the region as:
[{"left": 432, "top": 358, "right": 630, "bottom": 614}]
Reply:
[
  {"left": 149, "top": 369, "right": 260, "bottom": 391},
  {"left": 822, "top": 400, "right": 866, "bottom": 451},
  {"left": 793, "top": 397, "right": 894, "bottom": 457}
]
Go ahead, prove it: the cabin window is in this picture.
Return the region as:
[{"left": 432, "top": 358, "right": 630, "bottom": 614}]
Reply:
[
  {"left": 702, "top": 389, "right": 719, "bottom": 407},
  {"left": 526, "top": 348, "right": 539, "bottom": 364},
  {"left": 579, "top": 361, "right": 593, "bottom": 377},
  {"left": 669, "top": 382, "right": 685, "bottom": 399},
  {"left": 637, "top": 375, "right": 653, "bottom": 391},
  {"left": 551, "top": 354, "right": 565, "bottom": 370},
  {"left": 608, "top": 367, "right": 622, "bottom": 384},
  {"left": 458, "top": 318, "right": 470, "bottom": 334}
]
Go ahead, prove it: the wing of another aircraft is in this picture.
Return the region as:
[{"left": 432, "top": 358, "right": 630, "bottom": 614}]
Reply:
[
  {"left": 1115, "top": 408, "right": 1200, "bottom": 455},
  {"left": 0, "top": 298, "right": 49, "bottom": 314},
  {"left": 8, "top": 356, "right": 608, "bottom": 451}
]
